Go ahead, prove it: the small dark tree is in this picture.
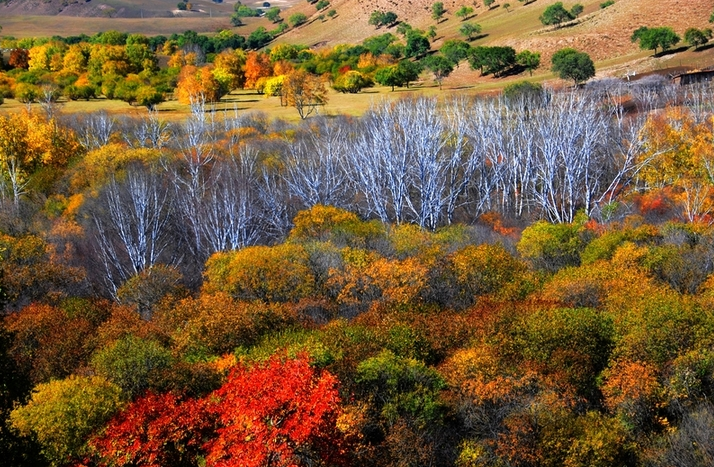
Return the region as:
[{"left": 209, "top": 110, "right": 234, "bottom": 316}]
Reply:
[
  {"left": 424, "top": 54, "right": 454, "bottom": 89},
  {"left": 540, "top": 2, "right": 575, "bottom": 28},
  {"left": 289, "top": 12, "right": 308, "bottom": 27},
  {"left": 396, "top": 59, "right": 422, "bottom": 87},
  {"left": 455, "top": 5, "right": 474, "bottom": 20},
  {"left": 405, "top": 31, "right": 431, "bottom": 58},
  {"left": 234, "top": 4, "right": 260, "bottom": 16},
  {"left": 516, "top": 49, "right": 541, "bottom": 76},
  {"left": 503, "top": 80, "right": 543, "bottom": 101},
  {"left": 396, "top": 22, "right": 413, "bottom": 36},
  {"left": 369, "top": 10, "right": 398, "bottom": 28},
  {"left": 432, "top": 2, "right": 446, "bottom": 23},
  {"left": 375, "top": 65, "right": 401, "bottom": 91},
  {"left": 459, "top": 22, "right": 482, "bottom": 40},
  {"left": 551, "top": 47, "right": 595, "bottom": 85},
  {"left": 484, "top": 0, "right": 496, "bottom": 10},
  {"left": 230, "top": 13, "right": 243, "bottom": 26},
  {"left": 468, "top": 45, "right": 516, "bottom": 77},
  {"left": 684, "top": 27, "right": 712, "bottom": 50},
  {"left": 246, "top": 27, "right": 273, "bottom": 49},
  {"left": 440, "top": 39, "right": 471, "bottom": 67},
  {"left": 265, "top": 6, "right": 281, "bottom": 22},
  {"left": 383, "top": 11, "right": 398, "bottom": 26},
  {"left": 375, "top": 60, "right": 422, "bottom": 90}
]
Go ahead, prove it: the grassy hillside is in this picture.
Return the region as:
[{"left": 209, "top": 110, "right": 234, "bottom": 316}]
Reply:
[
  {"left": 274, "top": 0, "right": 713, "bottom": 78},
  {"left": 0, "top": 0, "right": 712, "bottom": 119}
]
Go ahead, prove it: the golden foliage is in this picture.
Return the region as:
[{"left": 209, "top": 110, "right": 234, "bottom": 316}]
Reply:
[
  {"left": 203, "top": 244, "right": 315, "bottom": 303},
  {"left": 156, "top": 292, "right": 298, "bottom": 357},
  {"left": 243, "top": 51, "right": 273, "bottom": 90},
  {"left": 639, "top": 108, "right": 714, "bottom": 222}
]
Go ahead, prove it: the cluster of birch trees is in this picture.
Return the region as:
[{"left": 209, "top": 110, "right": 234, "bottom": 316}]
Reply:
[{"left": 61, "top": 80, "right": 714, "bottom": 293}]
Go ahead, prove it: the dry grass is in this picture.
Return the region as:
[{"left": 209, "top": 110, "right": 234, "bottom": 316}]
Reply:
[
  {"left": 0, "top": 15, "right": 239, "bottom": 37},
  {"left": 0, "top": 0, "right": 302, "bottom": 37}
]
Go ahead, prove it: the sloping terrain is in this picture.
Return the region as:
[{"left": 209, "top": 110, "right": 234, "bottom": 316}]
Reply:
[
  {"left": 0, "top": 0, "right": 711, "bottom": 81},
  {"left": 274, "top": 0, "right": 713, "bottom": 77}
]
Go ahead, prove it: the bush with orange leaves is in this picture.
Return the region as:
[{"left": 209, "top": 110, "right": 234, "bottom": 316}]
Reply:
[
  {"left": 327, "top": 248, "right": 430, "bottom": 315},
  {"left": 601, "top": 359, "right": 666, "bottom": 432},
  {"left": 156, "top": 291, "right": 297, "bottom": 359},
  {"left": 638, "top": 108, "right": 714, "bottom": 223},
  {"left": 0, "top": 233, "right": 85, "bottom": 311},
  {"left": 5, "top": 301, "right": 108, "bottom": 384}
]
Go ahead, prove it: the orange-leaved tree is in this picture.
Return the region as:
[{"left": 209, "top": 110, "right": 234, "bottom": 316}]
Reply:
[
  {"left": 0, "top": 110, "right": 81, "bottom": 207},
  {"left": 243, "top": 51, "right": 273, "bottom": 91},
  {"left": 282, "top": 69, "right": 328, "bottom": 119},
  {"left": 176, "top": 65, "right": 224, "bottom": 104},
  {"left": 203, "top": 244, "right": 315, "bottom": 303}
]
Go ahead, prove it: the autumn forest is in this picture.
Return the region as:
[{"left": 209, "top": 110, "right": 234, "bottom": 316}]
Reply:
[{"left": 2, "top": 45, "right": 714, "bottom": 467}]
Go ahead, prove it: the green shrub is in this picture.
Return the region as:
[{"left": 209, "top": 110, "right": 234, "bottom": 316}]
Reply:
[
  {"left": 517, "top": 219, "right": 589, "bottom": 272},
  {"left": 289, "top": 12, "right": 308, "bottom": 27},
  {"left": 91, "top": 335, "right": 173, "bottom": 397},
  {"left": 356, "top": 350, "right": 446, "bottom": 425}
]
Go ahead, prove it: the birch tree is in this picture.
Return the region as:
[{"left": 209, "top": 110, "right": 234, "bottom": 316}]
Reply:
[
  {"left": 92, "top": 165, "right": 175, "bottom": 297},
  {"left": 282, "top": 116, "right": 352, "bottom": 209}
]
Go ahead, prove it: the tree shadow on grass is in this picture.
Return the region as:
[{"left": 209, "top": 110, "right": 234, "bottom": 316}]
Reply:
[
  {"left": 654, "top": 46, "right": 689, "bottom": 58},
  {"left": 498, "top": 64, "right": 527, "bottom": 78},
  {"left": 693, "top": 43, "right": 714, "bottom": 52},
  {"left": 467, "top": 33, "right": 489, "bottom": 42}
]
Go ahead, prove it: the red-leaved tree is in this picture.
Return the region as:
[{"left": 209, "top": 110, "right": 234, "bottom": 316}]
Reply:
[
  {"left": 204, "top": 355, "right": 350, "bottom": 467},
  {"left": 90, "top": 391, "right": 215, "bottom": 467}
]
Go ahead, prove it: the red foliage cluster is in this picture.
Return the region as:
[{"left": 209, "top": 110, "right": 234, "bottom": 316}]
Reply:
[
  {"left": 90, "top": 392, "right": 214, "bottom": 467},
  {"left": 205, "top": 355, "right": 349, "bottom": 467},
  {"left": 89, "top": 356, "right": 350, "bottom": 467}
]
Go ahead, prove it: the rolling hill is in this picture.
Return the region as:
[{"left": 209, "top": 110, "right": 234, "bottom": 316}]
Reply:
[{"left": 1, "top": 0, "right": 712, "bottom": 86}]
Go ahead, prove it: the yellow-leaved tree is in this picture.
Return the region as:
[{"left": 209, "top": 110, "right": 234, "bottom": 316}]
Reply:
[
  {"left": 211, "top": 49, "right": 246, "bottom": 93},
  {"left": 638, "top": 108, "right": 714, "bottom": 223},
  {"left": 0, "top": 110, "right": 81, "bottom": 208},
  {"left": 282, "top": 69, "right": 328, "bottom": 119}
]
